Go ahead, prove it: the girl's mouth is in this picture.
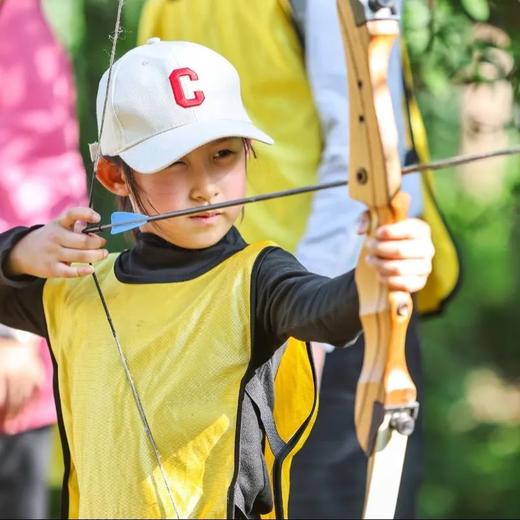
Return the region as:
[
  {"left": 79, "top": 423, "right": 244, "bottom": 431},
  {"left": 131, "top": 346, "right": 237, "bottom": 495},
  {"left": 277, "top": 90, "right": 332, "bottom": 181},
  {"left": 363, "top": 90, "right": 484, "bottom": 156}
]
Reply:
[{"left": 189, "top": 212, "right": 221, "bottom": 223}]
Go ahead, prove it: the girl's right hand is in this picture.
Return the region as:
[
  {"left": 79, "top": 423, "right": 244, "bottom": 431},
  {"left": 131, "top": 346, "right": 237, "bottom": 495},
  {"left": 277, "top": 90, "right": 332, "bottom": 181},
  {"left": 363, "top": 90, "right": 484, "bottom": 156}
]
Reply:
[{"left": 6, "top": 207, "right": 108, "bottom": 279}]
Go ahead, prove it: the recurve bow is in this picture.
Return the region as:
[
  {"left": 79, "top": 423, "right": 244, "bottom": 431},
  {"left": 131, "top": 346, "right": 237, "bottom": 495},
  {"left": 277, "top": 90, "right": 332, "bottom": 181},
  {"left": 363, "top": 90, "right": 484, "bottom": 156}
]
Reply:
[{"left": 336, "top": 1, "right": 419, "bottom": 518}]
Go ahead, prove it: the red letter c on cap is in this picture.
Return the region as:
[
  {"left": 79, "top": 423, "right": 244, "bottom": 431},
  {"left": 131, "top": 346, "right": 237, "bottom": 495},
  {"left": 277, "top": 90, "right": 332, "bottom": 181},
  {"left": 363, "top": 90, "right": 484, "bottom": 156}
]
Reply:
[{"left": 169, "top": 68, "right": 205, "bottom": 108}]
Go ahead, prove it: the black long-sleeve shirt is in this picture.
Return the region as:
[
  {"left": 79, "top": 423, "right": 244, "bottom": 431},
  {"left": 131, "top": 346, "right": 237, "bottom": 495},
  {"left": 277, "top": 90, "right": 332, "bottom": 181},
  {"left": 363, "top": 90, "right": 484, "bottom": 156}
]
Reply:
[{"left": 0, "top": 226, "right": 361, "bottom": 356}]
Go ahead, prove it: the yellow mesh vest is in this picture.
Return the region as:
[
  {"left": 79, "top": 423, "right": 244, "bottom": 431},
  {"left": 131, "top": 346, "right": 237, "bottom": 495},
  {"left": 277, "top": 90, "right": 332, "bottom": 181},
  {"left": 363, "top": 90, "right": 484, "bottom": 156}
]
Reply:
[
  {"left": 43, "top": 242, "right": 316, "bottom": 519},
  {"left": 262, "top": 337, "right": 319, "bottom": 519},
  {"left": 138, "top": 0, "right": 322, "bottom": 253}
]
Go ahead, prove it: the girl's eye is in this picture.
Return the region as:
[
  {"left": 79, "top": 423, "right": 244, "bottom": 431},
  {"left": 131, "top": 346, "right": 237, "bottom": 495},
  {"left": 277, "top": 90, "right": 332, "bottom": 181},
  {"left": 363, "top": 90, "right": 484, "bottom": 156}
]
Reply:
[
  {"left": 169, "top": 160, "right": 186, "bottom": 168},
  {"left": 214, "top": 149, "right": 235, "bottom": 160}
]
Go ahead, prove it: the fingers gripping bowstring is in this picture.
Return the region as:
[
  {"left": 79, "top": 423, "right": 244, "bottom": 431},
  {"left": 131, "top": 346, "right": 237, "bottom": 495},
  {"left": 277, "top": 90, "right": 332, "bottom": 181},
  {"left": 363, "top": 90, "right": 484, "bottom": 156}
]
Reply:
[{"left": 87, "top": 2, "right": 180, "bottom": 518}]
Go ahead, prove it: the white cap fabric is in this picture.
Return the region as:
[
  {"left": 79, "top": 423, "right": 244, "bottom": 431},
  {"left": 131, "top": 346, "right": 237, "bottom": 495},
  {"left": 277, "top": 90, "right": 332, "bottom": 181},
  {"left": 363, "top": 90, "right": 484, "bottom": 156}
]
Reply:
[{"left": 96, "top": 39, "right": 273, "bottom": 174}]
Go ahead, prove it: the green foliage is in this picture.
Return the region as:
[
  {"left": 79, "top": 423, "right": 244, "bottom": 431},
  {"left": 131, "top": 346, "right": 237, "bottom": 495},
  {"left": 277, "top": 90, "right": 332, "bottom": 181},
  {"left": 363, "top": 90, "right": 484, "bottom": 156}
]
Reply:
[
  {"left": 418, "top": 160, "right": 520, "bottom": 517},
  {"left": 404, "top": 2, "right": 520, "bottom": 517},
  {"left": 43, "top": 0, "right": 86, "bottom": 53},
  {"left": 405, "top": 0, "right": 476, "bottom": 97},
  {"left": 405, "top": 0, "right": 519, "bottom": 114},
  {"left": 460, "top": 0, "right": 490, "bottom": 21}
]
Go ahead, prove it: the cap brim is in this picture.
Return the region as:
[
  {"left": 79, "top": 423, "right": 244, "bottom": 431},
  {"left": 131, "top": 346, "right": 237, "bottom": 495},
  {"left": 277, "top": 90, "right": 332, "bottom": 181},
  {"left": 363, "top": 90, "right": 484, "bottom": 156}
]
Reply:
[{"left": 119, "top": 120, "right": 273, "bottom": 174}]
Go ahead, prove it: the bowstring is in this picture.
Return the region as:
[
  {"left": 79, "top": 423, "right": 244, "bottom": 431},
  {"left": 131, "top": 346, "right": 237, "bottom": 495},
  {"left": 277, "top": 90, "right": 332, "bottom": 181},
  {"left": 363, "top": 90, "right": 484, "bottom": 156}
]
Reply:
[{"left": 87, "top": 1, "right": 180, "bottom": 517}]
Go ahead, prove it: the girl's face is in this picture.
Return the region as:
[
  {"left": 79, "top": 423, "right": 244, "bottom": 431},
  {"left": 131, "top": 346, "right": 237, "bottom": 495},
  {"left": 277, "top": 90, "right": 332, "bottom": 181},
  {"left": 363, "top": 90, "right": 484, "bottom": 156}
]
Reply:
[{"left": 130, "top": 137, "right": 247, "bottom": 249}]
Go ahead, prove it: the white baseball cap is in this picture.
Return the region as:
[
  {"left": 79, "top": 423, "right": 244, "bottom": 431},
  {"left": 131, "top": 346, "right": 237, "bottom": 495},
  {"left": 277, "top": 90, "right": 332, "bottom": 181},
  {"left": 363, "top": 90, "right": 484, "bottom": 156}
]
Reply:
[{"left": 95, "top": 39, "right": 273, "bottom": 174}]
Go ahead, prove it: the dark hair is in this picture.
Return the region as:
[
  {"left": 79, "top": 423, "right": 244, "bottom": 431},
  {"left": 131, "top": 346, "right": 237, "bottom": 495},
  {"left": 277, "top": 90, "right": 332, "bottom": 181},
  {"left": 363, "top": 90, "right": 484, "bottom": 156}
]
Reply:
[{"left": 101, "top": 155, "right": 151, "bottom": 214}]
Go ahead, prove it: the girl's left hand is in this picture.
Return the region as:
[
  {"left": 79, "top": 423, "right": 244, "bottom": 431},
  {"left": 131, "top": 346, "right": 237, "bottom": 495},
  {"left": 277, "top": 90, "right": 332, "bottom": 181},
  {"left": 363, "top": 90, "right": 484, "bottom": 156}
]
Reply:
[{"left": 364, "top": 218, "right": 435, "bottom": 293}]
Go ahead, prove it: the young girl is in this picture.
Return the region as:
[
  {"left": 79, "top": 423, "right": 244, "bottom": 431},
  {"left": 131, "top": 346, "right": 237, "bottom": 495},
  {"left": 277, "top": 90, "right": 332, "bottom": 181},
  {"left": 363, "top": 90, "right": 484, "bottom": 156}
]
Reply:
[{"left": 0, "top": 40, "right": 434, "bottom": 519}]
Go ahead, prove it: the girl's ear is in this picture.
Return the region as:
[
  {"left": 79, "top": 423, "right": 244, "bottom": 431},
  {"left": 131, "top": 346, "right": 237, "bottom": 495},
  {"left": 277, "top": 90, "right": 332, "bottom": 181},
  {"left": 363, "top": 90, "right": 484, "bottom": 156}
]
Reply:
[{"left": 96, "top": 157, "right": 130, "bottom": 196}]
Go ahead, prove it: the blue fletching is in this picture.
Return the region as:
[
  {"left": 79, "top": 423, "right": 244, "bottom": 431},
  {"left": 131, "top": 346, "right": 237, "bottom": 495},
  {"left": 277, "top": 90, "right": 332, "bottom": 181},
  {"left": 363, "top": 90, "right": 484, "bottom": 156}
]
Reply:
[{"left": 110, "top": 212, "right": 148, "bottom": 235}]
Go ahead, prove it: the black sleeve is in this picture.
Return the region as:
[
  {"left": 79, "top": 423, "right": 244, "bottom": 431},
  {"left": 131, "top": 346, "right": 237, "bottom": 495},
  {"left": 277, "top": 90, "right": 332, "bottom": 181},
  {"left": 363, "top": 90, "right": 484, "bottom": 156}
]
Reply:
[
  {"left": 0, "top": 226, "right": 48, "bottom": 337},
  {"left": 252, "top": 246, "right": 361, "bottom": 359}
]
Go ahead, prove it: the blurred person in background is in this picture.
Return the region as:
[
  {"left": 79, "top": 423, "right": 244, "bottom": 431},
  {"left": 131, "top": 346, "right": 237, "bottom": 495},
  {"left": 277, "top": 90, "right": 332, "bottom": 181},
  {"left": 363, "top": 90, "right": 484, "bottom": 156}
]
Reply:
[
  {"left": 0, "top": 0, "right": 87, "bottom": 517},
  {"left": 138, "top": 0, "right": 459, "bottom": 517}
]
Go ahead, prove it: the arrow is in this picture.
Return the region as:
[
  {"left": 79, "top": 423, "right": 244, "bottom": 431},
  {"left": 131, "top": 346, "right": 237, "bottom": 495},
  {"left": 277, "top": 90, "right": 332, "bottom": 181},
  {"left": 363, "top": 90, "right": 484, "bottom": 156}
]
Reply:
[
  {"left": 85, "top": 179, "right": 347, "bottom": 234},
  {"left": 83, "top": 146, "right": 520, "bottom": 235}
]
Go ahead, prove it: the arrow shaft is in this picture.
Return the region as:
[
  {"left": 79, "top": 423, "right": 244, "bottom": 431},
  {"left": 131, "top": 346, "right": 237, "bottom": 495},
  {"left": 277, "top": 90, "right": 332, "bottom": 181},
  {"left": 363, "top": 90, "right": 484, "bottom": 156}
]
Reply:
[
  {"left": 402, "top": 146, "right": 520, "bottom": 174},
  {"left": 83, "top": 146, "right": 520, "bottom": 234},
  {"left": 84, "top": 179, "right": 347, "bottom": 233}
]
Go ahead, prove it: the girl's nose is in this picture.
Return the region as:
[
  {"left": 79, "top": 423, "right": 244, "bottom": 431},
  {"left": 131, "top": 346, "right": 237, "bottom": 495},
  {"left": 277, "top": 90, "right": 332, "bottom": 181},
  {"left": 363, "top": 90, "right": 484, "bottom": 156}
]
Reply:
[{"left": 190, "top": 167, "right": 219, "bottom": 202}]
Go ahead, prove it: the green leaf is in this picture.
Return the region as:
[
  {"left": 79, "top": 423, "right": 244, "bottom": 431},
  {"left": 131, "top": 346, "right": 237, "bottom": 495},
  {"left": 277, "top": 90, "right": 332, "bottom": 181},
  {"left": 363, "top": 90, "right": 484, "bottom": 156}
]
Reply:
[
  {"left": 403, "top": 0, "right": 431, "bottom": 29},
  {"left": 43, "top": 0, "right": 86, "bottom": 53},
  {"left": 460, "top": 0, "right": 490, "bottom": 21}
]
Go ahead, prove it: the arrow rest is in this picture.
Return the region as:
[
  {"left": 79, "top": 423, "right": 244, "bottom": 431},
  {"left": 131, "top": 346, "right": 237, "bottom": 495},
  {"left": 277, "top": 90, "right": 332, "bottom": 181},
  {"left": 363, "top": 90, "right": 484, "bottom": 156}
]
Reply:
[
  {"left": 388, "top": 402, "right": 420, "bottom": 436},
  {"left": 352, "top": 0, "right": 399, "bottom": 25},
  {"left": 368, "top": 0, "right": 397, "bottom": 13}
]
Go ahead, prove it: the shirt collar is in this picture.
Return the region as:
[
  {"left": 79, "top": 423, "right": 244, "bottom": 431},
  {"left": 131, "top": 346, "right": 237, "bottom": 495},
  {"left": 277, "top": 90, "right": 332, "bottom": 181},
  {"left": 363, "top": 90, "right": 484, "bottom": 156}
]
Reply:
[{"left": 115, "top": 226, "right": 247, "bottom": 283}]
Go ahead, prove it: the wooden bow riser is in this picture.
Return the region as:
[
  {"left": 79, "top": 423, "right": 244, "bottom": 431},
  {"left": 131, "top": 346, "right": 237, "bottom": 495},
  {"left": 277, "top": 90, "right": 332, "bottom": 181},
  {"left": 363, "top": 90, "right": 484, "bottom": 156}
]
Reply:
[{"left": 336, "top": 0, "right": 417, "bottom": 460}]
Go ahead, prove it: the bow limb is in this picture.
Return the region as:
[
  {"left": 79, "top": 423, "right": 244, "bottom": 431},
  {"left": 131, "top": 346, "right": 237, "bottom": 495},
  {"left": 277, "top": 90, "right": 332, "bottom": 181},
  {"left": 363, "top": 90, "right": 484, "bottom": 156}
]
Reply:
[{"left": 336, "top": 1, "right": 418, "bottom": 518}]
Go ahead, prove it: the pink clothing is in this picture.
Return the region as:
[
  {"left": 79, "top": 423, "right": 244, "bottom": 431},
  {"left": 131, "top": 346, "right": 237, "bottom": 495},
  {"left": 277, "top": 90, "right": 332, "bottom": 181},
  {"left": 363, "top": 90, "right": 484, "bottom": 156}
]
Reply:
[{"left": 0, "top": 0, "right": 87, "bottom": 434}]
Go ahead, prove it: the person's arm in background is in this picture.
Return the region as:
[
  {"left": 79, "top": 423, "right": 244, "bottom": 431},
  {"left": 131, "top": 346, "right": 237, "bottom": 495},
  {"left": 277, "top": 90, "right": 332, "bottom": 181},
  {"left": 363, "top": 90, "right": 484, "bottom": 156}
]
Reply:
[
  {"left": 0, "top": 325, "right": 45, "bottom": 426},
  {"left": 294, "top": 0, "right": 422, "bottom": 383}
]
